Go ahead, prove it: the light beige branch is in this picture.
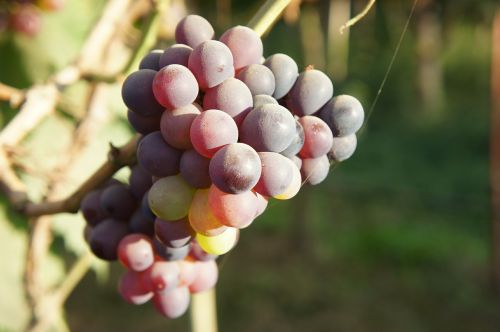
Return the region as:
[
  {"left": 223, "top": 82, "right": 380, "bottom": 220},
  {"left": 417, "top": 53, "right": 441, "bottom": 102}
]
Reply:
[{"left": 339, "top": 0, "right": 375, "bottom": 34}]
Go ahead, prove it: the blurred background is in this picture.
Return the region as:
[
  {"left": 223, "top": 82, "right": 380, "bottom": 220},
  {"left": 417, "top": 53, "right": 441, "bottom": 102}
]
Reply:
[{"left": 0, "top": 0, "right": 498, "bottom": 331}]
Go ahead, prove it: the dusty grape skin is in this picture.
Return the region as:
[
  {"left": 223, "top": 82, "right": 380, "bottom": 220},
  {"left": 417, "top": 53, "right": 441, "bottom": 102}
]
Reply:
[
  {"left": 289, "top": 155, "right": 302, "bottom": 170},
  {"left": 118, "top": 270, "right": 153, "bottom": 305},
  {"left": 188, "top": 40, "right": 235, "bottom": 90},
  {"left": 148, "top": 260, "right": 181, "bottom": 292},
  {"left": 179, "top": 149, "right": 211, "bottom": 189},
  {"left": 329, "top": 134, "right": 357, "bottom": 162},
  {"left": 208, "top": 184, "right": 258, "bottom": 229},
  {"left": 318, "top": 94, "right": 364, "bottom": 137},
  {"left": 175, "top": 15, "right": 214, "bottom": 48},
  {"left": 236, "top": 64, "right": 275, "bottom": 96},
  {"left": 253, "top": 94, "right": 278, "bottom": 108},
  {"left": 118, "top": 234, "right": 154, "bottom": 272},
  {"left": 148, "top": 175, "right": 195, "bottom": 221},
  {"left": 155, "top": 218, "right": 193, "bottom": 248},
  {"left": 154, "top": 240, "right": 190, "bottom": 261},
  {"left": 89, "top": 219, "right": 130, "bottom": 261},
  {"left": 153, "top": 286, "right": 190, "bottom": 318},
  {"left": 160, "top": 103, "right": 201, "bottom": 150},
  {"left": 100, "top": 184, "right": 136, "bottom": 220},
  {"left": 190, "top": 109, "right": 239, "bottom": 158},
  {"left": 298, "top": 115, "right": 334, "bottom": 159},
  {"left": 129, "top": 209, "right": 155, "bottom": 237},
  {"left": 287, "top": 69, "right": 334, "bottom": 116},
  {"left": 80, "top": 190, "right": 107, "bottom": 227},
  {"left": 263, "top": 53, "right": 299, "bottom": 99},
  {"left": 281, "top": 118, "right": 305, "bottom": 157},
  {"left": 127, "top": 110, "right": 161, "bottom": 135},
  {"left": 301, "top": 155, "right": 330, "bottom": 185},
  {"left": 137, "top": 132, "right": 181, "bottom": 177},
  {"left": 209, "top": 143, "right": 262, "bottom": 194},
  {"left": 159, "top": 44, "right": 193, "bottom": 68},
  {"left": 139, "top": 49, "right": 162, "bottom": 70},
  {"left": 152, "top": 64, "right": 199, "bottom": 110},
  {"left": 122, "top": 70, "right": 164, "bottom": 116},
  {"left": 203, "top": 78, "right": 253, "bottom": 125},
  {"left": 189, "top": 260, "right": 218, "bottom": 293},
  {"left": 254, "top": 152, "right": 295, "bottom": 197},
  {"left": 129, "top": 165, "right": 152, "bottom": 200},
  {"left": 219, "top": 25, "right": 263, "bottom": 71},
  {"left": 240, "top": 103, "right": 296, "bottom": 153}
]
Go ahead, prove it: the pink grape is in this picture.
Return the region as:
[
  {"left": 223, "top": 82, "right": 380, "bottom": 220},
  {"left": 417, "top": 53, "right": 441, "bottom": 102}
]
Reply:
[
  {"left": 153, "top": 286, "right": 190, "bottom": 318},
  {"left": 189, "top": 189, "right": 228, "bottom": 236},
  {"left": 254, "top": 192, "right": 268, "bottom": 217},
  {"left": 219, "top": 26, "right": 263, "bottom": 70},
  {"left": 118, "top": 234, "right": 154, "bottom": 272},
  {"left": 298, "top": 116, "right": 334, "bottom": 158},
  {"left": 254, "top": 152, "right": 295, "bottom": 197},
  {"left": 301, "top": 155, "right": 330, "bottom": 185},
  {"left": 208, "top": 184, "right": 258, "bottom": 229},
  {"left": 189, "top": 260, "right": 218, "bottom": 293},
  {"left": 160, "top": 103, "right": 201, "bottom": 149},
  {"left": 118, "top": 270, "right": 153, "bottom": 305},
  {"left": 274, "top": 158, "right": 302, "bottom": 200},
  {"left": 190, "top": 109, "right": 238, "bottom": 158},
  {"left": 159, "top": 44, "right": 193, "bottom": 68},
  {"left": 152, "top": 64, "right": 199, "bottom": 110},
  {"left": 178, "top": 260, "right": 197, "bottom": 286},
  {"left": 175, "top": 15, "right": 214, "bottom": 48},
  {"left": 148, "top": 261, "right": 181, "bottom": 293}
]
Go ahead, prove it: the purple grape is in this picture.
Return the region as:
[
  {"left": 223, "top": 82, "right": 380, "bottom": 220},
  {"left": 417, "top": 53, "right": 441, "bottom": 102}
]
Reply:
[
  {"left": 139, "top": 50, "right": 162, "bottom": 70},
  {"left": 179, "top": 149, "right": 211, "bottom": 189},
  {"left": 301, "top": 155, "right": 330, "bottom": 185},
  {"left": 235, "top": 64, "right": 275, "bottom": 96},
  {"left": 263, "top": 53, "right": 298, "bottom": 99},
  {"left": 122, "top": 70, "right": 164, "bottom": 117},
  {"left": 89, "top": 218, "right": 130, "bottom": 261},
  {"left": 118, "top": 270, "right": 153, "bottom": 305},
  {"left": 175, "top": 15, "right": 214, "bottom": 48},
  {"left": 137, "top": 131, "right": 181, "bottom": 177},
  {"left": 129, "top": 209, "right": 155, "bottom": 237},
  {"left": 127, "top": 110, "right": 161, "bottom": 135},
  {"left": 160, "top": 103, "right": 201, "bottom": 150},
  {"left": 152, "top": 64, "right": 199, "bottom": 110},
  {"left": 298, "top": 115, "right": 334, "bottom": 159},
  {"left": 209, "top": 143, "right": 261, "bottom": 194},
  {"left": 253, "top": 94, "right": 278, "bottom": 108},
  {"left": 287, "top": 68, "right": 334, "bottom": 116},
  {"left": 318, "top": 94, "right": 364, "bottom": 137},
  {"left": 240, "top": 103, "right": 296, "bottom": 152},
  {"left": 188, "top": 40, "right": 235, "bottom": 90},
  {"left": 140, "top": 191, "right": 155, "bottom": 220},
  {"left": 159, "top": 44, "right": 193, "bottom": 68},
  {"left": 80, "top": 189, "right": 108, "bottom": 227},
  {"left": 219, "top": 26, "right": 263, "bottom": 71},
  {"left": 203, "top": 78, "right": 253, "bottom": 124},
  {"left": 281, "top": 118, "right": 305, "bottom": 157},
  {"left": 154, "top": 239, "right": 190, "bottom": 261},
  {"left": 329, "top": 134, "right": 357, "bottom": 162},
  {"left": 129, "top": 165, "right": 152, "bottom": 200},
  {"left": 100, "top": 184, "right": 136, "bottom": 220},
  {"left": 155, "top": 218, "right": 193, "bottom": 248},
  {"left": 118, "top": 234, "right": 155, "bottom": 272},
  {"left": 254, "top": 152, "right": 295, "bottom": 197}
]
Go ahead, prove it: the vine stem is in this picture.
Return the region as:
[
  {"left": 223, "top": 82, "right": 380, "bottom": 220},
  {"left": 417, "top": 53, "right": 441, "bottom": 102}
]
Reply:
[
  {"left": 248, "top": 0, "right": 293, "bottom": 37},
  {"left": 339, "top": 0, "right": 376, "bottom": 34}
]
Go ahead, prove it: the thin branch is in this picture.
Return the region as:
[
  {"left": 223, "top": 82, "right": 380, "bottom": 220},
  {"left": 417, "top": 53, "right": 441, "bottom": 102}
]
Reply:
[
  {"left": 248, "top": 0, "right": 293, "bottom": 37},
  {"left": 0, "top": 82, "right": 25, "bottom": 108},
  {"left": 52, "top": 251, "right": 93, "bottom": 304},
  {"left": 339, "top": 0, "right": 375, "bottom": 34}
]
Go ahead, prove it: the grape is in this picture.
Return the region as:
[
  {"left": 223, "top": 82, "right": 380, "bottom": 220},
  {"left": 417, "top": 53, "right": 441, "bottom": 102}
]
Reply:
[
  {"left": 188, "top": 40, "right": 235, "bottom": 90},
  {"left": 127, "top": 110, "right": 161, "bottom": 135},
  {"left": 274, "top": 157, "right": 302, "bottom": 200},
  {"left": 240, "top": 103, "right": 296, "bottom": 152},
  {"left": 254, "top": 192, "right": 268, "bottom": 217},
  {"left": 289, "top": 155, "right": 302, "bottom": 170},
  {"left": 219, "top": 26, "right": 263, "bottom": 71},
  {"left": 139, "top": 49, "right": 162, "bottom": 70},
  {"left": 159, "top": 44, "right": 192, "bottom": 68},
  {"left": 281, "top": 118, "right": 305, "bottom": 157},
  {"left": 153, "top": 286, "right": 190, "bottom": 319},
  {"left": 254, "top": 152, "right": 295, "bottom": 197},
  {"left": 179, "top": 149, "right": 211, "bottom": 189},
  {"left": 178, "top": 260, "right": 197, "bottom": 286},
  {"left": 118, "top": 270, "right": 153, "bottom": 305},
  {"left": 253, "top": 94, "right": 278, "bottom": 108},
  {"left": 301, "top": 155, "right": 330, "bottom": 185},
  {"left": 190, "top": 109, "right": 238, "bottom": 158},
  {"left": 152, "top": 64, "right": 199, "bottom": 110},
  {"left": 80, "top": 190, "right": 107, "bottom": 226},
  {"left": 89, "top": 219, "right": 129, "bottom": 261},
  {"left": 189, "top": 189, "right": 227, "bottom": 236},
  {"left": 148, "top": 261, "right": 180, "bottom": 292},
  {"left": 263, "top": 53, "right": 298, "bottom": 99},
  {"left": 329, "top": 134, "right": 357, "bottom": 162},
  {"left": 235, "top": 64, "right": 275, "bottom": 96},
  {"left": 318, "top": 94, "right": 364, "bottom": 137},
  {"left": 175, "top": 15, "right": 214, "bottom": 48},
  {"left": 148, "top": 175, "right": 195, "bottom": 221},
  {"left": 130, "top": 209, "right": 155, "bottom": 237},
  {"left": 196, "top": 227, "right": 239, "bottom": 255},
  {"left": 100, "top": 184, "right": 136, "bottom": 220},
  {"left": 189, "top": 240, "right": 218, "bottom": 261},
  {"left": 118, "top": 234, "right": 154, "bottom": 272},
  {"left": 122, "top": 70, "right": 164, "bottom": 117},
  {"left": 155, "top": 218, "right": 193, "bottom": 248},
  {"left": 137, "top": 132, "right": 181, "bottom": 177},
  {"left": 203, "top": 78, "right": 253, "bottom": 125},
  {"left": 154, "top": 240, "right": 190, "bottom": 261},
  {"left": 208, "top": 184, "right": 258, "bottom": 229},
  {"left": 298, "top": 116, "right": 334, "bottom": 158},
  {"left": 209, "top": 143, "right": 261, "bottom": 194},
  {"left": 129, "top": 165, "right": 152, "bottom": 200},
  {"left": 160, "top": 103, "right": 201, "bottom": 150},
  {"left": 189, "top": 260, "right": 218, "bottom": 293},
  {"left": 287, "top": 69, "right": 333, "bottom": 116},
  {"left": 140, "top": 191, "right": 156, "bottom": 220},
  {"left": 10, "top": 5, "right": 41, "bottom": 37}
]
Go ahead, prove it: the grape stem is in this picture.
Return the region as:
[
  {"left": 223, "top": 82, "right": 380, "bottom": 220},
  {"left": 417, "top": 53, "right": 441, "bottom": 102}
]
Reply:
[
  {"left": 339, "top": 0, "right": 376, "bottom": 34},
  {"left": 248, "top": 0, "right": 293, "bottom": 37}
]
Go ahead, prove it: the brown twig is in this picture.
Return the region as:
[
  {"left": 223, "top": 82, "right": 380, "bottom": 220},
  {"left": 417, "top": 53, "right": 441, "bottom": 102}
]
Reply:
[
  {"left": 0, "top": 82, "right": 25, "bottom": 108},
  {"left": 339, "top": 0, "right": 375, "bottom": 34}
]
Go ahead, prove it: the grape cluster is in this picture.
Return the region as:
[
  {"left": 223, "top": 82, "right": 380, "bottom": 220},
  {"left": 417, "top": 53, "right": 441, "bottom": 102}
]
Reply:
[
  {"left": 0, "top": 0, "right": 64, "bottom": 36},
  {"left": 80, "top": 14, "right": 364, "bottom": 319}
]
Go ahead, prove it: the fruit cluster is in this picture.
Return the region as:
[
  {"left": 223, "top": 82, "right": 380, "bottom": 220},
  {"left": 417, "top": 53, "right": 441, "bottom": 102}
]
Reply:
[
  {"left": 0, "top": 0, "right": 64, "bottom": 36},
  {"left": 79, "top": 14, "right": 364, "bottom": 319}
]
